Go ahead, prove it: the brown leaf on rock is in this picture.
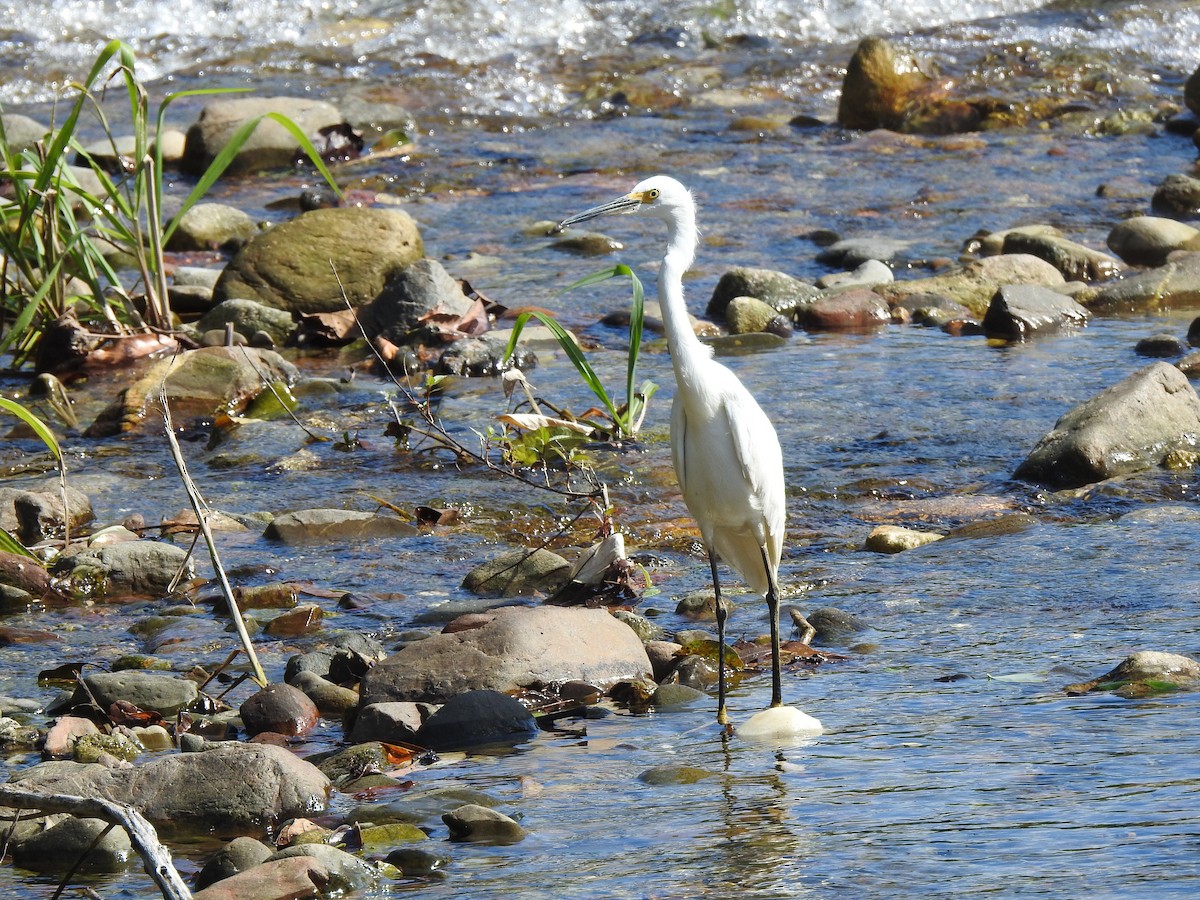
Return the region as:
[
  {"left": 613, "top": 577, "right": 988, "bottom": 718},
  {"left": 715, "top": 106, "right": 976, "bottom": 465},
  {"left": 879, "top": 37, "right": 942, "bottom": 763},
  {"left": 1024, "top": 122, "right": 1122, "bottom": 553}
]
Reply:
[
  {"left": 109, "top": 700, "right": 164, "bottom": 727},
  {"left": 297, "top": 308, "right": 360, "bottom": 344}
]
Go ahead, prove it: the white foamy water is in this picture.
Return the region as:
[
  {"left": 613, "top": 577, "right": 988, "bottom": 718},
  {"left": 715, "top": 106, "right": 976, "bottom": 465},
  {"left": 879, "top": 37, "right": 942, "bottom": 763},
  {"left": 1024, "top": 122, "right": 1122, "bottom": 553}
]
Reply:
[{"left": 0, "top": 0, "right": 1077, "bottom": 106}]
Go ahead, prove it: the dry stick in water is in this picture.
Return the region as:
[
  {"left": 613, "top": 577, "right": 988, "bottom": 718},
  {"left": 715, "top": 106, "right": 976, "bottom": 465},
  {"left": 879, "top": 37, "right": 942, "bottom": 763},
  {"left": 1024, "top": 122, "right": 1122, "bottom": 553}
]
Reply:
[
  {"left": 0, "top": 787, "right": 192, "bottom": 900},
  {"left": 159, "top": 383, "right": 267, "bottom": 687}
]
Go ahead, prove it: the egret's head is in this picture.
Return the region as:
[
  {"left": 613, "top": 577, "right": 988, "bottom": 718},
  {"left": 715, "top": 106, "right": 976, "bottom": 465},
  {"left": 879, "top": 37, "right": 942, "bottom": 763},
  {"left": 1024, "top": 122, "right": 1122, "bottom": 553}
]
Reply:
[{"left": 554, "top": 175, "right": 692, "bottom": 232}]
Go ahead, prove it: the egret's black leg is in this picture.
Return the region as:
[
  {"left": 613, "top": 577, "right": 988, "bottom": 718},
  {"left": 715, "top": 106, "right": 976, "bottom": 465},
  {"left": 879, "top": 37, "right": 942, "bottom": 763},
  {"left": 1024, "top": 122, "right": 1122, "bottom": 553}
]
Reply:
[
  {"left": 709, "top": 552, "right": 728, "bottom": 726},
  {"left": 761, "top": 545, "right": 783, "bottom": 708}
]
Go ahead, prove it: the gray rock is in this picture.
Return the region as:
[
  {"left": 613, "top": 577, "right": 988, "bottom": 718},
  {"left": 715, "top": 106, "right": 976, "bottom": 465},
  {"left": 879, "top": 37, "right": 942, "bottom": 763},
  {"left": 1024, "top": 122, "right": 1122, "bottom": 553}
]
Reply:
[
  {"left": 708, "top": 266, "right": 818, "bottom": 320},
  {"left": 385, "top": 846, "right": 452, "bottom": 877},
  {"left": 816, "top": 258, "right": 894, "bottom": 290},
  {"left": 196, "top": 835, "right": 274, "bottom": 890},
  {"left": 437, "top": 336, "right": 523, "bottom": 377},
  {"left": 348, "top": 701, "right": 425, "bottom": 744},
  {"left": 269, "top": 843, "right": 381, "bottom": 892},
  {"left": 806, "top": 607, "right": 869, "bottom": 642},
  {"left": 1089, "top": 252, "right": 1200, "bottom": 312},
  {"left": 360, "top": 605, "right": 653, "bottom": 704},
  {"left": 816, "top": 237, "right": 912, "bottom": 269},
  {"left": 651, "top": 682, "right": 707, "bottom": 708},
  {"left": 213, "top": 207, "right": 423, "bottom": 314},
  {"left": 173, "top": 266, "right": 223, "bottom": 289},
  {"left": 1107, "top": 216, "right": 1200, "bottom": 266},
  {"left": 182, "top": 96, "right": 346, "bottom": 176},
  {"left": 10, "top": 815, "right": 133, "bottom": 873},
  {"left": 167, "top": 202, "right": 258, "bottom": 252},
  {"left": 880, "top": 254, "right": 1066, "bottom": 318},
  {"left": 461, "top": 547, "right": 572, "bottom": 596},
  {"left": 970, "top": 224, "right": 1062, "bottom": 256},
  {"left": 1151, "top": 173, "right": 1200, "bottom": 218},
  {"left": 611, "top": 609, "right": 665, "bottom": 643},
  {"left": 415, "top": 689, "right": 537, "bottom": 751},
  {"left": 85, "top": 346, "right": 300, "bottom": 437},
  {"left": 264, "top": 509, "right": 418, "bottom": 544},
  {"left": 645, "top": 640, "right": 684, "bottom": 681},
  {"left": 53, "top": 541, "right": 193, "bottom": 599},
  {"left": 193, "top": 299, "right": 296, "bottom": 348},
  {"left": 1001, "top": 232, "right": 1124, "bottom": 282},
  {"left": 1, "top": 113, "right": 49, "bottom": 151},
  {"left": 6, "top": 743, "right": 329, "bottom": 835},
  {"left": 1015, "top": 362, "right": 1200, "bottom": 489},
  {"left": 79, "top": 671, "right": 198, "bottom": 716},
  {"left": 443, "top": 803, "right": 527, "bottom": 843},
  {"left": 1135, "top": 332, "right": 1188, "bottom": 358},
  {"left": 191, "top": 856, "right": 329, "bottom": 900},
  {"left": 360, "top": 258, "right": 475, "bottom": 344},
  {"left": 724, "top": 295, "right": 784, "bottom": 335},
  {"left": 982, "top": 283, "right": 1090, "bottom": 339},
  {"left": 0, "top": 483, "right": 93, "bottom": 545},
  {"left": 168, "top": 283, "right": 215, "bottom": 316}
]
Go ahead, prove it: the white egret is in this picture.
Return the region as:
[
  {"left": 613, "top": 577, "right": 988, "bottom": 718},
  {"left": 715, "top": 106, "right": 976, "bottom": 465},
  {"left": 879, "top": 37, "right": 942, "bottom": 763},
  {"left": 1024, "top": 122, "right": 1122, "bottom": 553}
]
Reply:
[{"left": 556, "top": 176, "right": 821, "bottom": 738}]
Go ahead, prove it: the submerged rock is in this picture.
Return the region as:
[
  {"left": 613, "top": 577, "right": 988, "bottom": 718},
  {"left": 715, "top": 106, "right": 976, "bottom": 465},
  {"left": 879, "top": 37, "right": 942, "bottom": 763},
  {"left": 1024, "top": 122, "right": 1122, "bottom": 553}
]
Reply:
[
  {"left": 195, "top": 835, "right": 275, "bottom": 890},
  {"left": 359, "top": 605, "right": 652, "bottom": 704},
  {"left": 264, "top": 509, "right": 418, "bottom": 544},
  {"left": 1015, "top": 362, "right": 1200, "bottom": 489},
  {"left": 1000, "top": 232, "right": 1124, "bottom": 282},
  {"left": 10, "top": 815, "right": 133, "bottom": 873},
  {"left": 803, "top": 288, "right": 890, "bottom": 330},
  {"left": 461, "top": 547, "right": 572, "bottom": 596},
  {"left": 85, "top": 346, "right": 299, "bottom": 437},
  {"left": 443, "top": 803, "right": 528, "bottom": 843},
  {"left": 1064, "top": 651, "right": 1200, "bottom": 698}
]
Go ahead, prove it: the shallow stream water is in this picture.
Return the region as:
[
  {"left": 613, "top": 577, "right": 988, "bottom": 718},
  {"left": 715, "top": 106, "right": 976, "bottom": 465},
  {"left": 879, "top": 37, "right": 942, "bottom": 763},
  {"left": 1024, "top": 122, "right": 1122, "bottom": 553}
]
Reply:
[{"left": 4, "top": 0, "right": 1200, "bottom": 897}]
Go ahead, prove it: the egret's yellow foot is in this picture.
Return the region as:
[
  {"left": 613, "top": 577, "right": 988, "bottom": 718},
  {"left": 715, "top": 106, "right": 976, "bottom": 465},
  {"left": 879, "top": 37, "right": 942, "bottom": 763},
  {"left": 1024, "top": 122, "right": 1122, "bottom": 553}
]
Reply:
[{"left": 739, "top": 705, "right": 823, "bottom": 743}]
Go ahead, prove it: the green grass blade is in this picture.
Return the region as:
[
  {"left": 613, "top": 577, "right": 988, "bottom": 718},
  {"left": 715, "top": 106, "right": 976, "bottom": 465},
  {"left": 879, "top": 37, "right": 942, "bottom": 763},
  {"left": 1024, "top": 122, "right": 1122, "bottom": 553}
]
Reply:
[
  {"left": 0, "top": 529, "right": 34, "bottom": 558},
  {"left": 0, "top": 397, "right": 62, "bottom": 462},
  {"left": 504, "top": 310, "right": 620, "bottom": 422}
]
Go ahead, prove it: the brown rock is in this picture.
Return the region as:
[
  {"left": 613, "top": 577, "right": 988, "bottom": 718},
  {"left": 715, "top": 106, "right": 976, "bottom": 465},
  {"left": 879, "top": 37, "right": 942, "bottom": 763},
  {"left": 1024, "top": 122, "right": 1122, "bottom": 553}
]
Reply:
[
  {"left": 837, "top": 37, "right": 932, "bottom": 131},
  {"left": 240, "top": 683, "right": 320, "bottom": 738},
  {"left": 191, "top": 856, "right": 329, "bottom": 900},
  {"left": 804, "top": 288, "right": 890, "bottom": 330}
]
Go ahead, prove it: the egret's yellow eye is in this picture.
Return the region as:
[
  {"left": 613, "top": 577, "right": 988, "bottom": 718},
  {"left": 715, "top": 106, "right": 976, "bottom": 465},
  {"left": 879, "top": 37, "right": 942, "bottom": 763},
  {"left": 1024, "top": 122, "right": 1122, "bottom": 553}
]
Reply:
[{"left": 646, "top": 188, "right": 660, "bottom": 200}]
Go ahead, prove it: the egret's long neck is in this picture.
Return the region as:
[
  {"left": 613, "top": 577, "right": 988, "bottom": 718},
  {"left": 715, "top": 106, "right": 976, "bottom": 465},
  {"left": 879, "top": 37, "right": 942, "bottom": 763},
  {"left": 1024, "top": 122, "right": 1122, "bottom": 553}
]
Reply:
[{"left": 658, "top": 210, "right": 703, "bottom": 365}]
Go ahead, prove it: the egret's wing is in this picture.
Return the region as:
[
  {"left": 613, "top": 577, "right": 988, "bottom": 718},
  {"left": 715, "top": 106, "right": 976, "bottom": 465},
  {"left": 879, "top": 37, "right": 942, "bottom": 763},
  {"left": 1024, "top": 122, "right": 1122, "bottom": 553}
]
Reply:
[
  {"left": 670, "top": 394, "right": 688, "bottom": 495},
  {"left": 719, "top": 390, "right": 786, "bottom": 552}
]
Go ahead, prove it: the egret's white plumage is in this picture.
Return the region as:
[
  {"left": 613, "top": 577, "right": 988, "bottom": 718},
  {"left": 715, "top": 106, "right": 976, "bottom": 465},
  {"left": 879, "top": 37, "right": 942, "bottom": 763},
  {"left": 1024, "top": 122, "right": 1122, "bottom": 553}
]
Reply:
[{"left": 557, "top": 175, "right": 812, "bottom": 733}]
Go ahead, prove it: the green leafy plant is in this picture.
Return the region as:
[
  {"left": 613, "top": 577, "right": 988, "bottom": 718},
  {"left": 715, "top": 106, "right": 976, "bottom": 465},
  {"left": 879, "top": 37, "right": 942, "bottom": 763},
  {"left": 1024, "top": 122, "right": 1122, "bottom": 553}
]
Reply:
[
  {"left": 0, "top": 39, "right": 342, "bottom": 367},
  {"left": 503, "top": 263, "right": 658, "bottom": 442}
]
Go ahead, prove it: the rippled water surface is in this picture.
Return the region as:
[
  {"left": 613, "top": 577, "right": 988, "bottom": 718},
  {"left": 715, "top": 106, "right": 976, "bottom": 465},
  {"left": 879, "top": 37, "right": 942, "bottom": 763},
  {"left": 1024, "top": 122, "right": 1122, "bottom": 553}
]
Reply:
[{"left": 4, "top": 0, "right": 1200, "bottom": 897}]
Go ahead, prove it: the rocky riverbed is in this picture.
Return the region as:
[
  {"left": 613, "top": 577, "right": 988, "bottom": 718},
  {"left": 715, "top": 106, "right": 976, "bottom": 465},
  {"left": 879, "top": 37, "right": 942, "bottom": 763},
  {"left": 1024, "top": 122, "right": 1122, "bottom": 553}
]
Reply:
[{"left": 5, "top": 4, "right": 1200, "bottom": 898}]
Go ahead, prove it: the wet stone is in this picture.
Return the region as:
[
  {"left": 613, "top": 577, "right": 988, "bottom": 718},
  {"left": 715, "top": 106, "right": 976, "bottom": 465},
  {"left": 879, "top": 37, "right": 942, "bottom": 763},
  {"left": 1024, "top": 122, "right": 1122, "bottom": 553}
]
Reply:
[
  {"left": 74, "top": 731, "right": 142, "bottom": 763},
  {"left": 192, "top": 856, "right": 330, "bottom": 900},
  {"left": 651, "top": 683, "right": 707, "bottom": 708},
  {"left": 195, "top": 835, "right": 275, "bottom": 891},
  {"left": 1064, "top": 650, "right": 1200, "bottom": 698},
  {"left": 415, "top": 689, "right": 538, "bottom": 751},
  {"left": 10, "top": 815, "right": 133, "bottom": 873},
  {"left": 865, "top": 524, "right": 944, "bottom": 553},
  {"left": 982, "top": 284, "right": 1090, "bottom": 340},
  {"left": 1135, "top": 332, "right": 1187, "bottom": 358},
  {"left": 348, "top": 701, "right": 425, "bottom": 744},
  {"left": 804, "top": 288, "right": 891, "bottom": 330},
  {"left": 240, "top": 682, "right": 320, "bottom": 738},
  {"left": 1107, "top": 216, "right": 1200, "bottom": 266},
  {"left": 460, "top": 547, "right": 572, "bottom": 596},
  {"left": 290, "top": 670, "right": 359, "bottom": 717},
  {"left": 1151, "top": 173, "right": 1200, "bottom": 218},
  {"left": 806, "top": 607, "right": 870, "bottom": 642},
  {"left": 264, "top": 509, "right": 418, "bottom": 544},
  {"left": 80, "top": 671, "right": 199, "bottom": 716},
  {"left": 268, "top": 843, "right": 381, "bottom": 892},
  {"left": 443, "top": 803, "right": 528, "bottom": 843},
  {"left": 386, "top": 846, "right": 452, "bottom": 877},
  {"left": 707, "top": 266, "right": 818, "bottom": 320},
  {"left": 638, "top": 764, "right": 716, "bottom": 786}
]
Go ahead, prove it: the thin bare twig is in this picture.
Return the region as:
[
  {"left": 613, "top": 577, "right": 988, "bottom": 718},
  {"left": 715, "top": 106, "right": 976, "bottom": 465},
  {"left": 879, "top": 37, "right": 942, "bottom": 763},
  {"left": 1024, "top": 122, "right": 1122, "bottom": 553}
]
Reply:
[
  {"left": 0, "top": 787, "right": 191, "bottom": 900},
  {"left": 159, "top": 382, "right": 267, "bottom": 688}
]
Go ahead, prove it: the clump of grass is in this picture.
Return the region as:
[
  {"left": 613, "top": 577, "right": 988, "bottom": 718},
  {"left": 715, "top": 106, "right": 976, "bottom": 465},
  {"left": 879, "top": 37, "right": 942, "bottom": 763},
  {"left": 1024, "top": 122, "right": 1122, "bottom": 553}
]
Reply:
[{"left": 0, "top": 38, "right": 341, "bottom": 368}]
